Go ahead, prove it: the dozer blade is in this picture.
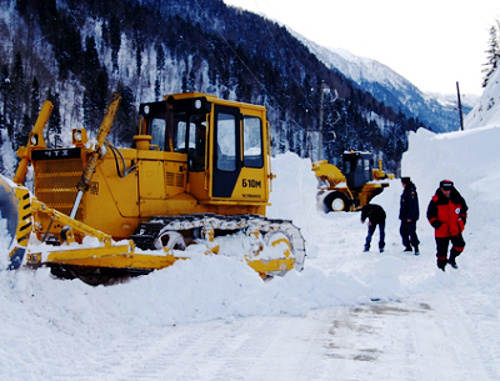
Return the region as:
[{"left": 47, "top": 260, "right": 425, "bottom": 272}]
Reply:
[
  {"left": 0, "top": 174, "right": 32, "bottom": 269},
  {"left": 0, "top": 174, "right": 20, "bottom": 248}
]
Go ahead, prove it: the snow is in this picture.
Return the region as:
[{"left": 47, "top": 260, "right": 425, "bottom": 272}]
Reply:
[
  {"left": 1, "top": 71, "right": 499, "bottom": 379},
  {"left": 465, "top": 66, "right": 500, "bottom": 129},
  {"left": 0, "top": 129, "right": 498, "bottom": 379}
]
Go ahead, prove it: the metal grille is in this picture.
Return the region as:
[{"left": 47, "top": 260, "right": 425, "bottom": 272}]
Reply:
[
  {"left": 166, "top": 172, "right": 174, "bottom": 186},
  {"left": 175, "top": 173, "right": 184, "bottom": 187},
  {"left": 34, "top": 158, "right": 83, "bottom": 219},
  {"left": 166, "top": 172, "right": 184, "bottom": 187}
]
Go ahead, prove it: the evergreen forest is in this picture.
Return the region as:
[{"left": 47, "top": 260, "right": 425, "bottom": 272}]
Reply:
[{"left": 0, "top": 0, "right": 425, "bottom": 177}]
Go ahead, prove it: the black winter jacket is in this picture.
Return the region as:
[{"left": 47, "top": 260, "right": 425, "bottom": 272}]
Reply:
[
  {"left": 399, "top": 183, "right": 419, "bottom": 221},
  {"left": 361, "top": 204, "right": 386, "bottom": 224}
]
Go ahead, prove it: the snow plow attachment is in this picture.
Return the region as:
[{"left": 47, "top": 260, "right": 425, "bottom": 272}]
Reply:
[
  {"left": 0, "top": 175, "right": 20, "bottom": 247},
  {"left": 0, "top": 179, "right": 300, "bottom": 284},
  {"left": 0, "top": 175, "right": 32, "bottom": 269}
]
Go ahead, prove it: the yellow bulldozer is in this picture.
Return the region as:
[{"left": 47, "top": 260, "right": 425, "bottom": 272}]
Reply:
[
  {"left": 0, "top": 92, "right": 305, "bottom": 284},
  {"left": 312, "top": 150, "right": 394, "bottom": 212}
]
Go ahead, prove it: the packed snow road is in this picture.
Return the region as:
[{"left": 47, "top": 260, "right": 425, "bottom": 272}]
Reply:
[{"left": 1, "top": 206, "right": 497, "bottom": 380}]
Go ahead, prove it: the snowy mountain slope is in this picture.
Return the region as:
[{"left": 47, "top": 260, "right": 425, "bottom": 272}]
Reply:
[
  {"left": 296, "top": 33, "right": 477, "bottom": 133},
  {"left": 465, "top": 66, "right": 500, "bottom": 129}
]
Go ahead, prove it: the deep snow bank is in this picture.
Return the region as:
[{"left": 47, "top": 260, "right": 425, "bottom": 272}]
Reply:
[{"left": 401, "top": 125, "right": 500, "bottom": 231}]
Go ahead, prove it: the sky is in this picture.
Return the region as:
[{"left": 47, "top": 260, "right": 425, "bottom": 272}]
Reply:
[
  {"left": 1, "top": 78, "right": 499, "bottom": 377},
  {"left": 223, "top": 0, "right": 499, "bottom": 97}
]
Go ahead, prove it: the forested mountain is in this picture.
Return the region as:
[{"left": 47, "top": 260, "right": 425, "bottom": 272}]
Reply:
[
  {"left": 0, "top": 0, "right": 425, "bottom": 176},
  {"left": 301, "top": 38, "right": 474, "bottom": 133}
]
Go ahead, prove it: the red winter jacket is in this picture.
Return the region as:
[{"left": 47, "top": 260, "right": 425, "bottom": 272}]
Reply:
[{"left": 427, "top": 187, "right": 468, "bottom": 238}]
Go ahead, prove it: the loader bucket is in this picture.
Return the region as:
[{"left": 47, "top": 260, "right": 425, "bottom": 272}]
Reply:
[{"left": 0, "top": 174, "right": 20, "bottom": 249}]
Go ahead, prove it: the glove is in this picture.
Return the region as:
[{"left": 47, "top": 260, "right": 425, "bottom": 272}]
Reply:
[
  {"left": 458, "top": 218, "right": 465, "bottom": 233},
  {"left": 431, "top": 220, "right": 442, "bottom": 229}
]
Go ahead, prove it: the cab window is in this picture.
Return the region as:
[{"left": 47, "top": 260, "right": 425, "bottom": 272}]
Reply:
[
  {"left": 149, "top": 118, "right": 166, "bottom": 151},
  {"left": 243, "top": 116, "right": 263, "bottom": 168},
  {"left": 216, "top": 112, "right": 237, "bottom": 171},
  {"left": 188, "top": 114, "right": 207, "bottom": 171},
  {"left": 173, "top": 112, "right": 188, "bottom": 153}
]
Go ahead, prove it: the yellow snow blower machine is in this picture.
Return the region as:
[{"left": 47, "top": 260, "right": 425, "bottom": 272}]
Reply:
[
  {"left": 0, "top": 92, "right": 305, "bottom": 284},
  {"left": 312, "top": 150, "right": 394, "bottom": 212}
]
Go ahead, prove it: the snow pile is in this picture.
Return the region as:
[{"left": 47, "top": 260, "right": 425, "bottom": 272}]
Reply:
[
  {"left": 465, "top": 66, "right": 500, "bottom": 129},
  {"left": 1, "top": 126, "right": 500, "bottom": 377}
]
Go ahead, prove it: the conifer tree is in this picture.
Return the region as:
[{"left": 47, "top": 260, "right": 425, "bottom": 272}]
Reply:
[
  {"left": 110, "top": 15, "right": 122, "bottom": 71},
  {"left": 45, "top": 89, "right": 61, "bottom": 148},
  {"left": 30, "top": 77, "right": 40, "bottom": 125},
  {"left": 12, "top": 52, "right": 28, "bottom": 150},
  {"left": 48, "top": 92, "right": 62, "bottom": 148},
  {"left": 112, "top": 84, "right": 135, "bottom": 146},
  {"left": 482, "top": 22, "right": 500, "bottom": 88}
]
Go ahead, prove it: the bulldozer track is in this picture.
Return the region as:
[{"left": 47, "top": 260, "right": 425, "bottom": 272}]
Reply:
[{"left": 130, "top": 214, "right": 306, "bottom": 271}]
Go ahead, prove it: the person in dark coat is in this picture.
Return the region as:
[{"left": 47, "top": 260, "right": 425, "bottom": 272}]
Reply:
[
  {"left": 427, "top": 179, "right": 468, "bottom": 271},
  {"left": 361, "top": 203, "right": 386, "bottom": 253},
  {"left": 399, "top": 177, "right": 420, "bottom": 255}
]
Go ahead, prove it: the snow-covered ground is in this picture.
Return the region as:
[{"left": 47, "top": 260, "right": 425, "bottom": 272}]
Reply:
[{"left": 0, "top": 124, "right": 499, "bottom": 380}]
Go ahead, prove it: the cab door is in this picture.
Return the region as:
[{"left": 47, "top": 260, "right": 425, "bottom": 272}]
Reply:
[
  {"left": 212, "top": 105, "right": 241, "bottom": 198},
  {"left": 211, "top": 105, "right": 267, "bottom": 201}
]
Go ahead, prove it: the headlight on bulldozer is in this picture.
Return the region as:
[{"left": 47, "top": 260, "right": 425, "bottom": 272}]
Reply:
[
  {"left": 30, "top": 133, "right": 38, "bottom": 146},
  {"left": 72, "top": 128, "right": 88, "bottom": 145}
]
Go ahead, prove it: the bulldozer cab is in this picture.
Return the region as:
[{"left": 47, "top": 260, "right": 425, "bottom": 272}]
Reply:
[
  {"left": 138, "top": 93, "right": 269, "bottom": 204},
  {"left": 342, "top": 151, "right": 374, "bottom": 189},
  {"left": 139, "top": 96, "right": 209, "bottom": 169}
]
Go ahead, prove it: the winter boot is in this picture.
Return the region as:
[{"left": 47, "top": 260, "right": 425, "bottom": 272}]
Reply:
[
  {"left": 404, "top": 246, "right": 412, "bottom": 252},
  {"left": 437, "top": 259, "right": 447, "bottom": 271},
  {"left": 448, "top": 257, "right": 458, "bottom": 269},
  {"left": 448, "top": 250, "right": 459, "bottom": 269},
  {"left": 414, "top": 246, "right": 419, "bottom": 256}
]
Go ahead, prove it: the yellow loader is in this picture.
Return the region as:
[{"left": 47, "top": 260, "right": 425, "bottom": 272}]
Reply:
[{"left": 312, "top": 150, "right": 394, "bottom": 212}]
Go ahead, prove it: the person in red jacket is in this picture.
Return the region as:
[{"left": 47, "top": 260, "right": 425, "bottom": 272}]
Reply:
[{"left": 427, "top": 180, "right": 468, "bottom": 271}]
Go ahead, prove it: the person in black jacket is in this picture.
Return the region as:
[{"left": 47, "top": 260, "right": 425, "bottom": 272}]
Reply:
[
  {"left": 361, "top": 203, "right": 386, "bottom": 253},
  {"left": 399, "top": 177, "right": 420, "bottom": 255}
]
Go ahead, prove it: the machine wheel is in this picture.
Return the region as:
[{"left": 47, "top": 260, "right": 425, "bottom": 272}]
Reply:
[
  {"left": 264, "top": 231, "right": 292, "bottom": 258},
  {"left": 154, "top": 230, "right": 187, "bottom": 250},
  {"left": 324, "top": 192, "right": 351, "bottom": 212}
]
